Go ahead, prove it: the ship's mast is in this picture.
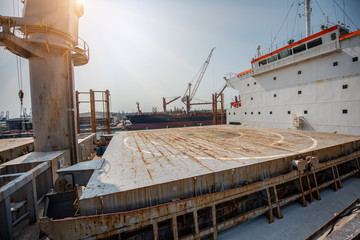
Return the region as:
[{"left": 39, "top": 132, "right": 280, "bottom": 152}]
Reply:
[
  {"left": 0, "top": 0, "right": 89, "bottom": 164},
  {"left": 305, "top": 0, "right": 311, "bottom": 37}
]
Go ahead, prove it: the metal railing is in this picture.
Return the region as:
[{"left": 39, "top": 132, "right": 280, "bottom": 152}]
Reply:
[
  {"left": 0, "top": 15, "right": 89, "bottom": 65},
  {"left": 255, "top": 22, "right": 336, "bottom": 59}
]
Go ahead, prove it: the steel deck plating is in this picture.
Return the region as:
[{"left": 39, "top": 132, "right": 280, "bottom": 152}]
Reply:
[{"left": 81, "top": 125, "right": 359, "bottom": 200}]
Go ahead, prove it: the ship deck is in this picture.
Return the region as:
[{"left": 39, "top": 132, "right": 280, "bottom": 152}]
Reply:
[
  {"left": 81, "top": 125, "right": 360, "bottom": 199},
  {"left": 0, "top": 137, "right": 33, "bottom": 153}
]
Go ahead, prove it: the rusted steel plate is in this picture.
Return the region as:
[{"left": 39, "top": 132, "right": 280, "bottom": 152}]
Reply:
[
  {"left": 39, "top": 151, "right": 359, "bottom": 239},
  {"left": 0, "top": 137, "right": 34, "bottom": 163},
  {"left": 79, "top": 125, "right": 360, "bottom": 214},
  {"left": 306, "top": 199, "right": 360, "bottom": 240},
  {"left": 83, "top": 125, "right": 359, "bottom": 197}
]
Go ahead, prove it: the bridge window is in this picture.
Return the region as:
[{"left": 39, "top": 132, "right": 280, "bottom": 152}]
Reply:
[
  {"left": 278, "top": 49, "right": 292, "bottom": 59},
  {"left": 287, "top": 111, "right": 291, "bottom": 114},
  {"left": 304, "top": 110, "right": 308, "bottom": 114},
  {"left": 339, "top": 27, "right": 350, "bottom": 36},
  {"left": 298, "top": 90, "right": 302, "bottom": 94},
  {"left": 259, "top": 59, "right": 267, "bottom": 67},
  {"left": 342, "top": 109, "right": 348, "bottom": 114},
  {"left": 274, "top": 94, "right": 277, "bottom": 97},
  {"left": 267, "top": 55, "right": 277, "bottom": 63},
  {"left": 331, "top": 33, "right": 336, "bottom": 40},
  {"left": 333, "top": 61, "right": 338, "bottom": 66},
  {"left": 343, "top": 84, "right": 348, "bottom": 89},
  {"left": 298, "top": 70, "right": 302, "bottom": 75},
  {"left": 270, "top": 111, "right": 273, "bottom": 114},
  {"left": 293, "top": 44, "right": 306, "bottom": 54},
  {"left": 307, "top": 38, "right": 322, "bottom": 49},
  {"left": 353, "top": 57, "right": 358, "bottom": 62},
  {"left": 273, "top": 77, "right": 277, "bottom": 80}
]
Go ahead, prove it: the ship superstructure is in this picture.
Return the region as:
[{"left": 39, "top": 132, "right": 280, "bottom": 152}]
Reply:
[
  {"left": 226, "top": 23, "right": 360, "bottom": 135},
  {"left": 1, "top": 1, "right": 360, "bottom": 240}
]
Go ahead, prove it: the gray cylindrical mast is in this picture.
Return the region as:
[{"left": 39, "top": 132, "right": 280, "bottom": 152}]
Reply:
[
  {"left": 305, "top": 0, "right": 311, "bottom": 37},
  {"left": 0, "top": 0, "right": 89, "bottom": 165}
]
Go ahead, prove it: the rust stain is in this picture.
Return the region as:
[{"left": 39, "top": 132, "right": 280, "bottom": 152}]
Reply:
[
  {"left": 132, "top": 133, "right": 153, "bottom": 182},
  {"left": 39, "top": 150, "right": 360, "bottom": 240}
]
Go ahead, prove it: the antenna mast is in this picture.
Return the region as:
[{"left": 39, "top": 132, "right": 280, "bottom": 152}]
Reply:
[{"left": 305, "top": 0, "right": 311, "bottom": 37}]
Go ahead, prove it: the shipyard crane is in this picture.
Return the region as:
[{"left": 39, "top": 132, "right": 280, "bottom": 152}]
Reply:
[
  {"left": 182, "top": 47, "right": 215, "bottom": 113},
  {"left": 0, "top": 0, "right": 88, "bottom": 165},
  {"left": 162, "top": 96, "right": 181, "bottom": 113}
]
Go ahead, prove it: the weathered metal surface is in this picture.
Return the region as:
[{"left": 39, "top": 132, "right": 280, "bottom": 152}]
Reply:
[
  {"left": 2, "top": 150, "right": 70, "bottom": 186},
  {"left": 0, "top": 161, "right": 49, "bottom": 202},
  {"left": 79, "top": 125, "right": 360, "bottom": 215},
  {"left": 306, "top": 198, "right": 360, "bottom": 240},
  {"left": 0, "top": 150, "right": 74, "bottom": 240},
  {"left": 0, "top": 0, "right": 88, "bottom": 165},
  {"left": 57, "top": 158, "right": 104, "bottom": 186},
  {"left": 0, "top": 134, "right": 94, "bottom": 165},
  {"left": 39, "top": 148, "right": 360, "bottom": 239},
  {"left": 57, "top": 159, "right": 104, "bottom": 173},
  {"left": 0, "top": 138, "right": 34, "bottom": 164},
  {"left": 78, "top": 133, "right": 96, "bottom": 161}
]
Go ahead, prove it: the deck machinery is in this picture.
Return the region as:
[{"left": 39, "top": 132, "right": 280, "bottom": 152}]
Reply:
[
  {"left": 0, "top": 0, "right": 89, "bottom": 239},
  {"left": 40, "top": 125, "right": 360, "bottom": 239},
  {"left": 0, "top": 0, "right": 89, "bottom": 164}
]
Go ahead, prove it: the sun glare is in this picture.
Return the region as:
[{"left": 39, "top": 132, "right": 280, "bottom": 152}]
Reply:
[{"left": 77, "top": 0, "right": 85, "bottom": 6}]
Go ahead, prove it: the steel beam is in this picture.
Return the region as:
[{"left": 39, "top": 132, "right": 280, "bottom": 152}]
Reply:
[
  {"left": 265, "top": 187, "right": 274, "bottom": 223},
  {"left": 26, "top": 180, "right": 39, "bottom": 223},
  {"left": 105, "top": 90, "right": 111, "bottom": 134},
  {"left": 273, "top": 185, "right": 283, "bottom": 219},
  {"left": 153, "top": 221, "right": 159, "bottom": 240},
  {"left": 89, "top": 89, "right": 96, "bottom": 133},
  {"left": 212, "top": 205, "right": 218, "bottom": 239},
  {"left": 172, "top": 216, "right": 179, "bottom": 240},
  {"left": 193, "top": 209, "right": 200, "bottom": 239},
  {"left": 0, "top": 197, "right": 13, "bottom": 240},
  {"left": 39, "top": 149, "right": 360, "bottom": 239},
  {"left": 76, "top": 91, "right": 80, "bottom": 134}
]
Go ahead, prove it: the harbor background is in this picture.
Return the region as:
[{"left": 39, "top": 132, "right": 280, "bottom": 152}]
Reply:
[{"left": 1, "top": 0, "right": 360, "bottom": 118}]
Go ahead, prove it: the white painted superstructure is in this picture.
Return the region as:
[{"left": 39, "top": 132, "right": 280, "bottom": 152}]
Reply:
[{"left": 226, "top": 25, "right": 360, "bottom": 135}]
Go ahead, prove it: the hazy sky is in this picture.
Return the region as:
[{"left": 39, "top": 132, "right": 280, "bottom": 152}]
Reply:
[{"left": 1, "top": 0, "right": 360, "bottom": 117}]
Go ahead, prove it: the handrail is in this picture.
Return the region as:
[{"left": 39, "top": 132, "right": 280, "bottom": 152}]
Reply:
[
  {"left": 254, "top": 22, "right": 337, "bottom": 60},
  {"left": 0, "top": 15, "right": 89, "bottom": 64}
]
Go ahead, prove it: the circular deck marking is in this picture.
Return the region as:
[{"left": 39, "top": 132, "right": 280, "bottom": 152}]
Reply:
[
  {"left": 180, "top": 130, "right": 242, "bottom": 139},
  {"left": 124, "top": 128, "right": 318, "bottom": 160}
]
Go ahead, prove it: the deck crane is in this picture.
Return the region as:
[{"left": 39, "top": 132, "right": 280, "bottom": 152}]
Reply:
[
  {"left": 162, "top": 96, "right": 181, "bottom": 113},
  {"left": 181, "top": 47, "right": 215, "bottom": 114}
]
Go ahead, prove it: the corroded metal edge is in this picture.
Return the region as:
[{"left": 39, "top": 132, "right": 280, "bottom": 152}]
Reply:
[{"left": 39, "top": 149, "right": 360, "bottom": 240}]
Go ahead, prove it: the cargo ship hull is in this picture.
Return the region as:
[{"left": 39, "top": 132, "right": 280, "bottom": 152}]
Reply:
[{"left": 126, "top": 113, "right": 224, "bottom": 130}]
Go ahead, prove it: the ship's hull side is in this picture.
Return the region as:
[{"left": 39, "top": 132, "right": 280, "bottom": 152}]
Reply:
[{"left": 227, "top": 30, "right": 360, "bottom": 135}]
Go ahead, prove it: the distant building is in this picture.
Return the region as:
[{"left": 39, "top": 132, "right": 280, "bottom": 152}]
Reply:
[
  {"left": 6, "top": 118, "right": 33, "bottom": 131},
  {"left": 79, "top": 112, "right": 117, "bottom": 129}
]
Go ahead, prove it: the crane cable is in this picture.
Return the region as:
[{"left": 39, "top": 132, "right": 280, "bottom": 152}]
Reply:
[
  {"left": 17, "top": 57, "right": 24, "bottom": 136},
  {"left": 291, "top": 1, "right": 300, "bottom": 39},
  {"left": 333, "top": 0, "right": 359, "bottom": 30},
  {"left": 13, "top": 0, "right": 24, "bottom": 134},
  {"left": 314, "top": 0, "right": 328, "bottom": 23},
  {"left": 272, "top": 0, "right": 297, "bottom": 46}
]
